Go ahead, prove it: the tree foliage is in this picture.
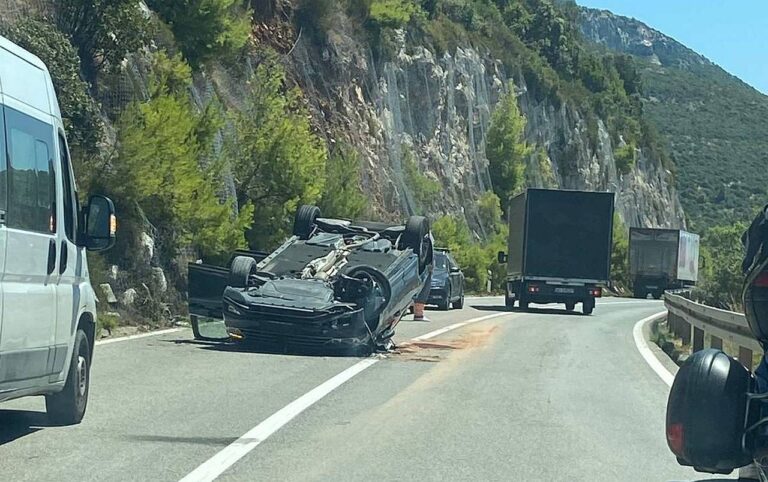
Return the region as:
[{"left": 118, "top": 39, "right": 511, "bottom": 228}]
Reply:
[
  {"left": 487, "top": 84, "right": 532, "bottom": 210},
  {"left": 226, "top": 53, "right": 327, "bottom": 249},
  {"left": 111, "top": 53, "right": 252, "bottom": 261},
  {"left": 318, "top": 145, "right": 368, "bottom": 219},
  {"left": 696, "top": 223, "right": 746, "bottom": 310},
  {"left": 54, "top": 0, "right": 148, "bottom": 79},
  {"left": 1, "top": 18, "right": 102, "bottom": 156},
  {"left": 147, "top": 0, "right": 251, "bottom": 66},
  {"left": 610, "top": 214, "right": 630, "bottom": 292}
]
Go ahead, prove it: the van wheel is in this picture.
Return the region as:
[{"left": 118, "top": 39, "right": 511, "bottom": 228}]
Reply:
[
  {"left": 582, "top": 299, "right": 595, "bottom": 315},
  {"left": 46, "top": 329, "right": 90, "bottom": 425},
  {"left": 453, "top": 294, "right": 464, "bottom": 309},
  {"left": 565, "top": 302, "right": 576, "bottom": 311}
]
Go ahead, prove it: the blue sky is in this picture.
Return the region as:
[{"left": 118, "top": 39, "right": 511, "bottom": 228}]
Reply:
[{"left": 577, "top": 1, "right": 768, "bottom": 94}]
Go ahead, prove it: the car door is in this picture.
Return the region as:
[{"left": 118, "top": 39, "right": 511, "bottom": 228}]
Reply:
[
  {"left": 50, "top": 131, "right": 79, "bottom": 379},
  {"left": 448, "top": 254, "right": 462, "bottom": 298},
  {"left": 0, "top": 103, "right": 58, "bottom": 384}
]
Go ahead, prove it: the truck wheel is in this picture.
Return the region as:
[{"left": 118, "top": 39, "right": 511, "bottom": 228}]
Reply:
[
  {"left": 634, "top": 291, "right": 646, "bottom": 299},
  {"left": 46, "top": 329, "right": 90, "bottom": 425},
  {"left": 519, "top": 295, "right": 530, "bottom": 310},
  {"left": 453, "top": 293, "right": 465, "bottom": 309},
  {"left": 582, "top": 299, "right": 595, "bottom": 315},
  {"left": 293, "top": 205, "right": 321, "bottom": 240},
  {"left": 653, "top": 291, "right": 663, "bottom": 300},
  {"left": 565, "top": 302, "right": 576, "bottom": 311},
  {"left": 505, "top": 294, "right": 515, "bottom": 309},
  {"left": 403, "top": 216, "right": 430, "bottom": 272},
  {"left": 229, "top": 256, "right": 257, "bottom": 288}
]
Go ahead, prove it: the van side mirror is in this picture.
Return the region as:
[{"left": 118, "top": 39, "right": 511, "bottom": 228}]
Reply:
[
  {"left": 497, "top": 251, "right": 507, "bottom": 264},
  {"left": 450, "top": 266, "right": 460, "bottom": 273},
  {"left": 80, "top": 195, "right": 116, "bottom": 252},
  {"left": 700, "top": 256, "right": 707, "bottom": 269}
]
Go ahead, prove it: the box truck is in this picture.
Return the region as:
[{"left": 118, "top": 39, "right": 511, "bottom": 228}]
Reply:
[
  {"left": 629, "top": 228, "right": 700, "bottom": 299},
  {"left": 498, "top": 189, "right": 615, "bottom": 315}
]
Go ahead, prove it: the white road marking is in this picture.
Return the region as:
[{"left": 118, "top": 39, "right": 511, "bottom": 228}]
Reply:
[
  {"left": 413, "top": 312, "right": 510, "bottom": 341},
  {"left": 96, "top": 328, "right": 184, "bottom": 346},
  {"left": 632, "top": 311, "right": 675, "bottom": 387},
  {"left": 178, "top": 311, "right": 513, "bottom": 482}
]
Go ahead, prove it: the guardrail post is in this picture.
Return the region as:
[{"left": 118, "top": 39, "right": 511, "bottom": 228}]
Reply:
[
  {"left": 710, "top": 335, "right": 722, "bottom": 350},
  {"left": 739, "top": 346, "right": 755, "bottom": 370},
  {"left": 693, "top": 327, "right": 704, "bottom": 352},
  {"left": 680, "top": 318, "right": 691, "bottom": 346}
]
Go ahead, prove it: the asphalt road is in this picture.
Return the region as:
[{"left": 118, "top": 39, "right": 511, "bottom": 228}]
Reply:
[{"left": 0, "top": 298, "right": 736, "bottom": 481}]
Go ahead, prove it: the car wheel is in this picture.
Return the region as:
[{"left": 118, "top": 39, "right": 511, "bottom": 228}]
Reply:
[
  {"left": 230, "top": 256, "right": 257, "bottom": 288},
  {"left": 402, "top": 216, "right": 430, "bottom": 272},
  {"left": 293, "top": 205, "right": 321, "bottom": 240},
  {"left": 565, "top": 302, "right": 576, "bottom": 311},
  {"left": 453, "top": 293, "right": 464, "bottom": 309},
  {"left": 46, "top": 329, "right": 90, "bottom": 425},
  {"left": 438, "top": 295, "right": 450, "bottom": 311}
]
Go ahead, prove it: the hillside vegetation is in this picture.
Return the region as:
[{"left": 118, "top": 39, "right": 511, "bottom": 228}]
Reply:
[{"left": 0, "top": 0, "right": 666, "bottom": 325}]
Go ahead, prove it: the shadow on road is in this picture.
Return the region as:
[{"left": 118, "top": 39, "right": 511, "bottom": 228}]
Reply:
[
  {"left": 125, "top": 434, "right": 236, "bottom": 447},
  {"left": 0, "top": 409, "right": 55, "bottom": 446},
  {"left": 470, "top": 304, "right": 585, "bottom": 316}
]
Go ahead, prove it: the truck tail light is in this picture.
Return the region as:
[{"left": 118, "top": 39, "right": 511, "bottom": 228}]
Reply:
[
  {"left": 527, "top": 285, "right": 540, "bottom": 294},
  {"left": 589, "top": 288, "right": 602, "bottom": 298}
]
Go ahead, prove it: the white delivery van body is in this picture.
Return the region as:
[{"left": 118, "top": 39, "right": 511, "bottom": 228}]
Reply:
[{"left": 0, "top": 35, "right": 115, "bottom": 424}]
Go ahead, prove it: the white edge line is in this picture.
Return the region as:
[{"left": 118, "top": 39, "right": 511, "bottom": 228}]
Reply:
[
  {"left": 632, "top": 311, "right": 675, "bottom": 387},
  {"left": 179, "top": 311, "right": 514, "bottom": 482},
  {"left": 96, "top": 328, "right": 184, "bottom": 346}
]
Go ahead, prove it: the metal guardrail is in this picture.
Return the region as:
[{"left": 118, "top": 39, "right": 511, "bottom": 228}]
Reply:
[{"left": 665, "top": 292, "right": 761, "bottom": 369}]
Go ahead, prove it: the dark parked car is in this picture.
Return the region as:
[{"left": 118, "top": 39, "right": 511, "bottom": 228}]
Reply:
[
  {"left": 428, "top": 249, "right": 464, "bottom": 310},
  {"left": 188, "top": 206, "right": 433, "bottom": 354}
]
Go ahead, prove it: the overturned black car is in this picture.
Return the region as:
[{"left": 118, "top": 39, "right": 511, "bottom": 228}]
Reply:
[{"left": 188, "top": 206, "right": 433, "bottom": 354}]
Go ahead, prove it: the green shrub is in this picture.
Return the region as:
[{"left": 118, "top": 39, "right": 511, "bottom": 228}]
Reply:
[
  {"left": 610, "top": 214, "right": 630, "bottom": 291},
  {"left": 226, "top": 51, "right": 327, "bottom": 249},
  {"left": 112, "top": 52, "right": 253, "bottom": 261},
  {"left": 148, "top": 0, "right": 251, "bottom": 66},
  {"left": 55, "top": 0, "right": 148, "bottom": 79},
  {"left": 614, "top": 143, "right": 636, "bottom": 175},
  {"left": 487, "top": 82, "right": 532, "bottom": 210},
  {"left": 695, "top": 223, "right": 746, "bottom": 310},
  {"left": 319, "top": 145, "right": 368, "bottom": 219},
  {"left": 403, "top": 148, "right": 440, "bottom": 209}
]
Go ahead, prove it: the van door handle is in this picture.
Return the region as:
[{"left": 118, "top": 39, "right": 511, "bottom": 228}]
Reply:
[
  {"left": 59, "top": 241, "right": 68, "bottom": 275},
  {"left": 47, "top": 238, "right": 56, "bottom": 275}
]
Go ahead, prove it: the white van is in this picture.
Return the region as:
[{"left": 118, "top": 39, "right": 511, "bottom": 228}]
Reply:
[{"left": 0, "top": 35, "right": 115, "bottom": 424}]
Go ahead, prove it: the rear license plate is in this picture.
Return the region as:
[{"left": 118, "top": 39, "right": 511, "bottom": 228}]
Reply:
[{"left": 554, "top": 287, "right": 575, "bottom": 294}]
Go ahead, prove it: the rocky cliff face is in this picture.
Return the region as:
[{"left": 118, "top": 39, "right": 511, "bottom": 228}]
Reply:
[
  {"left": 579, "top": 8, "right": 710, "bottom": 69},
  {"left": 279, "top": 19, "right": 684, "bottom": 230}
]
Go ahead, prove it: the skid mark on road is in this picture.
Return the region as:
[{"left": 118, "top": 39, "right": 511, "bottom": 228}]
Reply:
[{"left": 391, "top": 325, "right": 502, "bottom": 363}]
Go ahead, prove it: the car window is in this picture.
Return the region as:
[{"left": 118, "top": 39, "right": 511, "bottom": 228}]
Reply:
[
  {"left": 5, "top": 106, "right": 56, "bottom": 233},
  {"left": 434, "top": 253, "right": 448, "bottom": 270}
]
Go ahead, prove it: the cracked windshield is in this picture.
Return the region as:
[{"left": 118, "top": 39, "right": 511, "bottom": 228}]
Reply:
[{"left": 1, "top": 0, "right": 767, "bottom": 481}]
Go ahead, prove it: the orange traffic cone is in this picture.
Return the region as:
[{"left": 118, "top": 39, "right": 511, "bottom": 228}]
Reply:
[{"left": 413, "top": 302, "right": 426, "bottom": 321}]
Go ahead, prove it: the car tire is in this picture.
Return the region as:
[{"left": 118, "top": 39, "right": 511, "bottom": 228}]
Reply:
[
  {"left": 229, "top": 256, "right": 257, "bottom": 288},
  {"left": 453, "top": 293, "right": 464, "bottom": 309},
  {"left": 582, "top": 298, "right": 595, "bottom": 315},
  {"left": 565, "top": 302, "right": 576, "bottom": 311},
  {"left": 438, "top": 296, "right": 450, "bottom": 311},
  {"left": 293, "top": 205, "right": 321, "bottom": 240},
  {"left": 402, "top": 216, "right": 430, "bottom": 272},
  {"left": 46, "top": 329, "right": 90, "bottom": 425}
]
